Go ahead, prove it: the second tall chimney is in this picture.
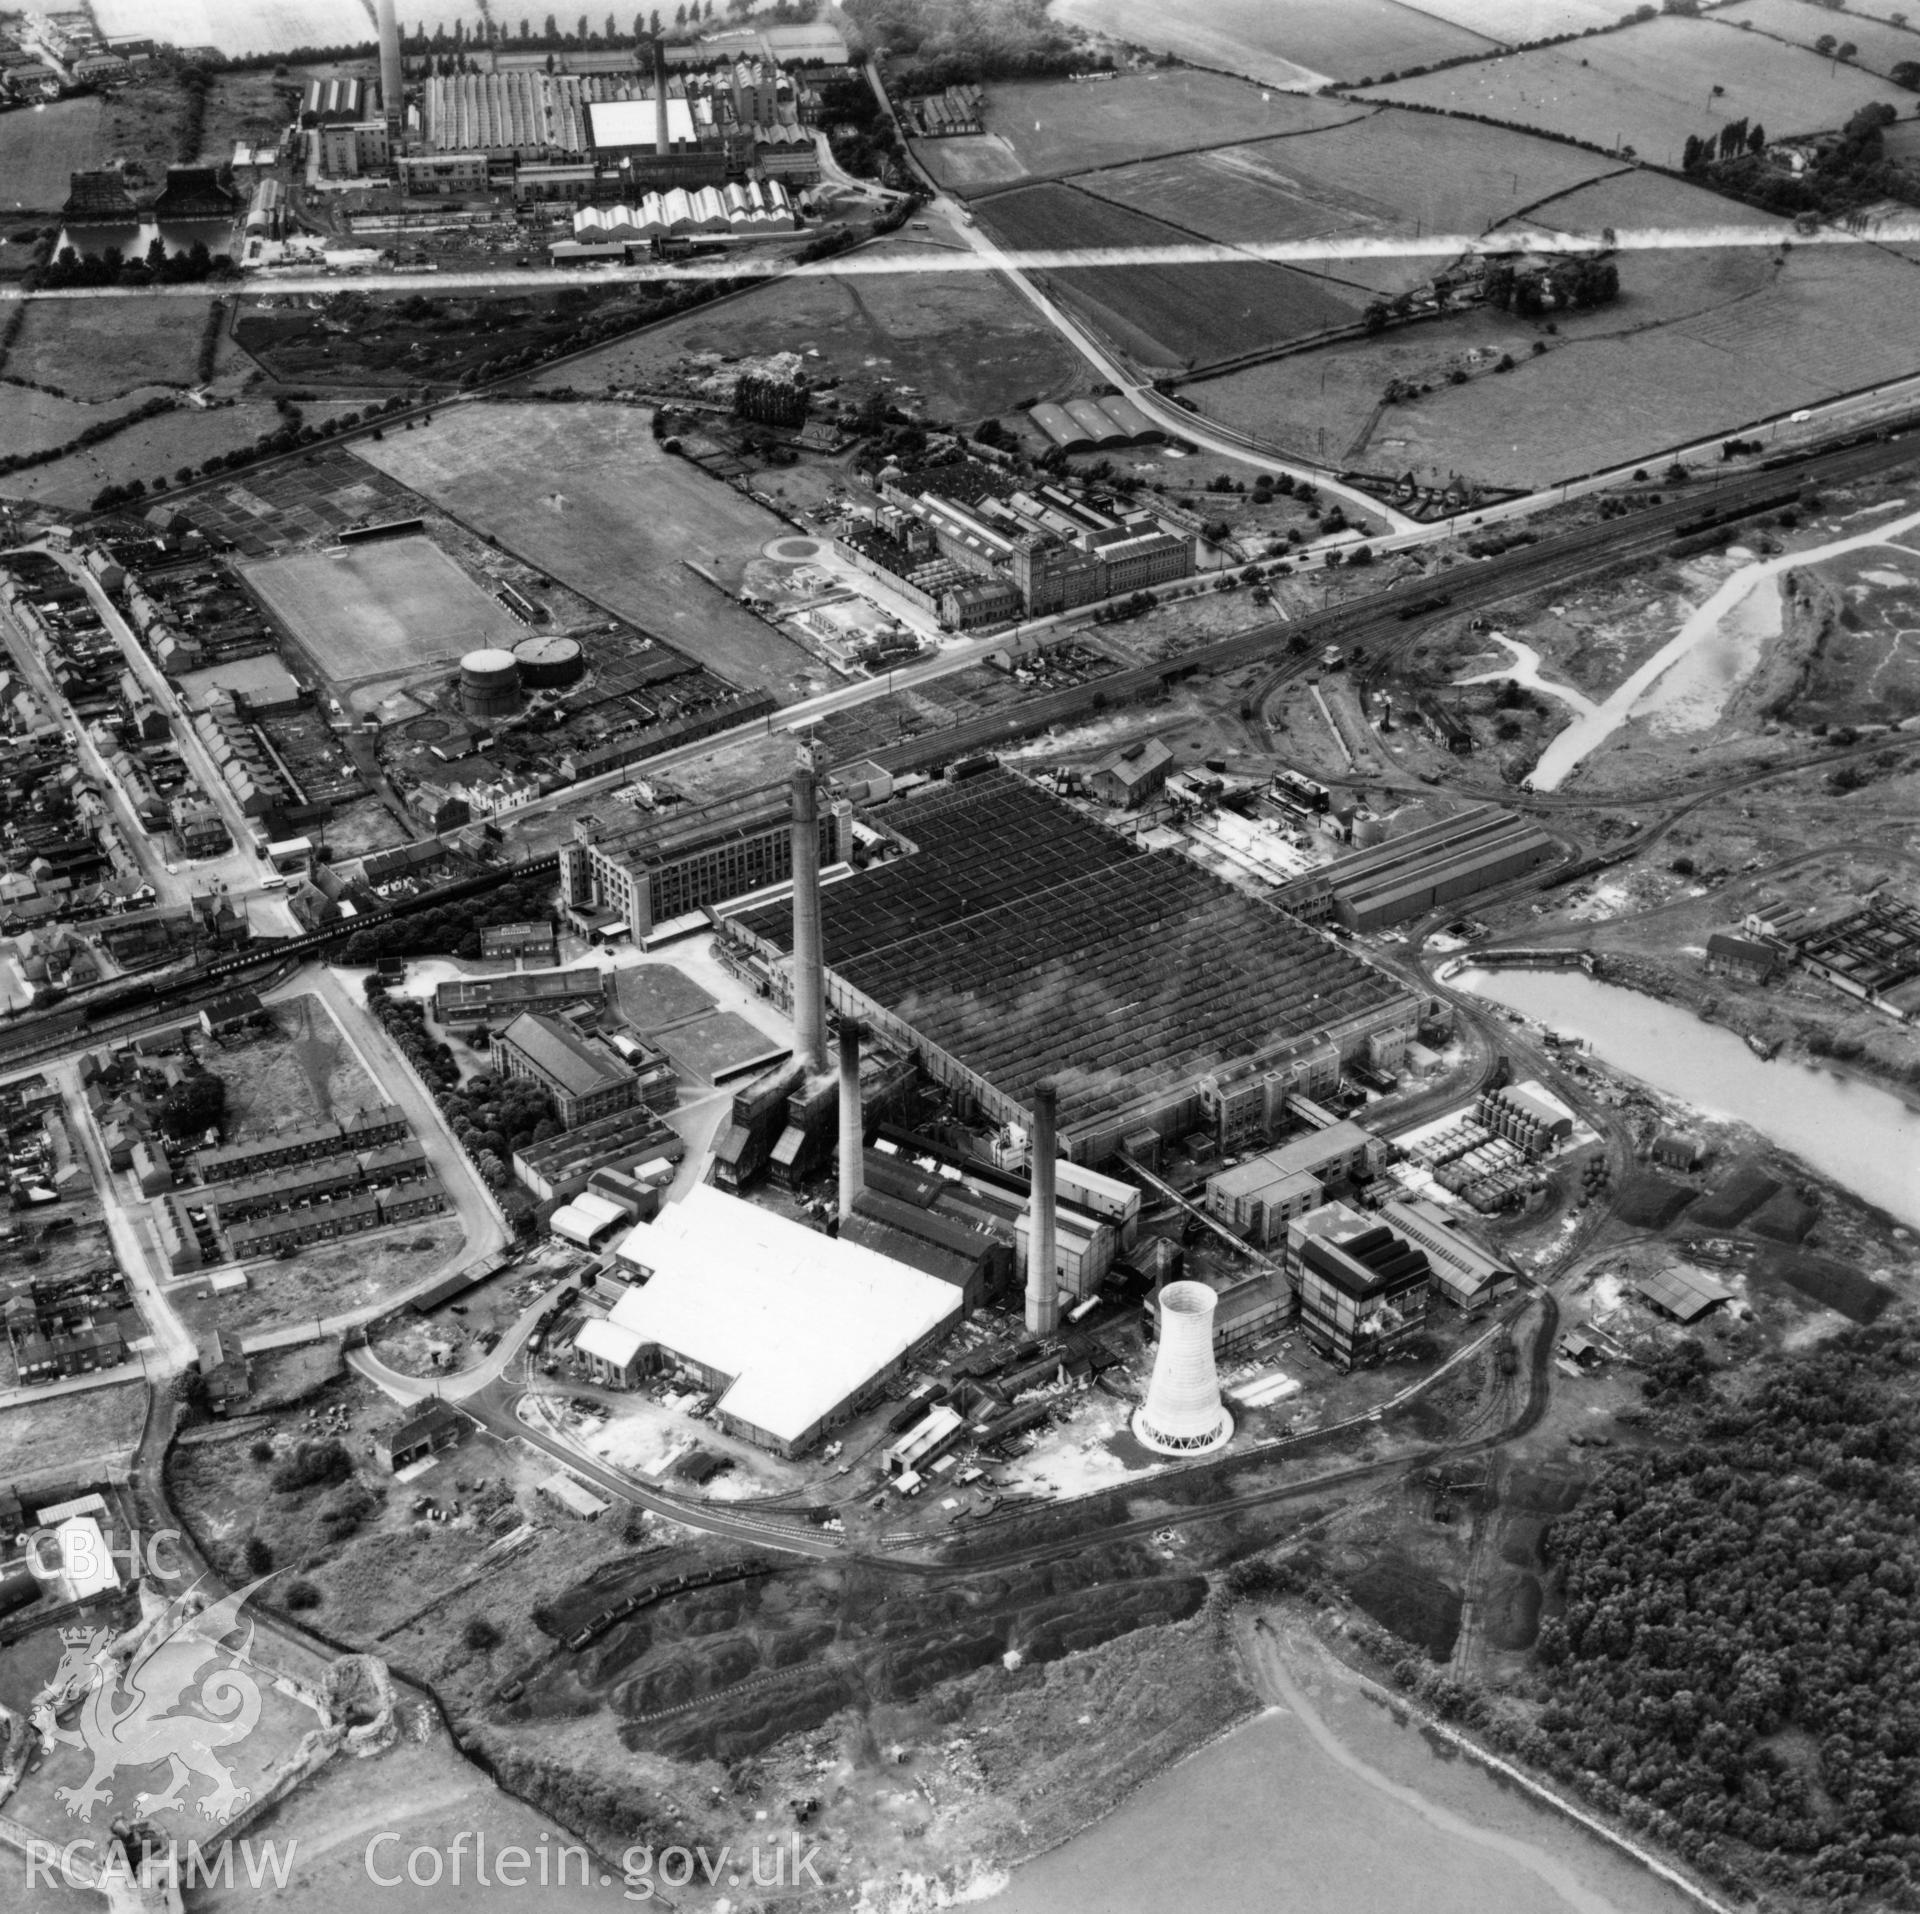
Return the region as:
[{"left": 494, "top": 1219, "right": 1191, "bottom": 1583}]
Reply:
[
  {"left": 838, "top": 1018, "right": 864, "bottom": 1221},
  {"left": 653, "top": 35, "right": 671, "bottom": 157},
  {"left": 1025, "top": 1079, "right": 1059, "bottom": 1336},
  {"left": 789, "top": 744, "right": 827, "bottom": 1075}
]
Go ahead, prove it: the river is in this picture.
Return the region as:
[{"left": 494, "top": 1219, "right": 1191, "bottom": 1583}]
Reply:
[
  {"left": 1452, "top": 967, "right": 1920, "bottom": 1228},
  {"left": 989, "top": 1627, "right": 1706, "bottom": 1914}
]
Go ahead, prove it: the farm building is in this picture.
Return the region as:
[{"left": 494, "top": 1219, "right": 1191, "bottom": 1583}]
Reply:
[
  {"left": 382, "top": 1401, "right": 467, "bottom": 1472},
  {"left": 601, "top": 1184, "right": 962, "bottom": 1453}
]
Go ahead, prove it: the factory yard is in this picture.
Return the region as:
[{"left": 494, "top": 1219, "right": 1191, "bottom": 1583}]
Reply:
[
  {"left": 355, "top": 404, "right": 831, "bottom": 703},
  {"left": 1361, "top": 12, "right": 1915, "bottom": 160},
  {"left": 243, "top": 535, "right": 528, "bottom": 684}
]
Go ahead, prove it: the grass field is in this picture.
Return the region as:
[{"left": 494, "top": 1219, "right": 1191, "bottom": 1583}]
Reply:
[
  {"left": 357, "top": 404, "right": 825, "bottom": 702},
  {"left": 0, "top": 97, "right": 105, "bottom": 212},
  {"left": 1719, "top": 0, "right": 1920, "bottom": 79},
  {"left": 1364, "top": 14, "right": 1914, "bottom": 158},
  {"left": 1, "top": 398, "right": 365, "bottom": 510},
  {"left": 89, "top": 0, "right": 373, "bottom": 56},
  {"left": 243, "top": 536, "right": 524, "bottom": 685},
  {"left": 8, "top": 296, "right": 216, "bottom": 400},
  {"left": 1079, "top": 109, "right": 1623, "bottom": 298},
  {"left": 531, "top": 234, "right": 1086, "bottom": 421},
  {"left": 1397, "top": 0, "right": 1631, "bottom": 39},
  {"left": 0, "top": 1380, "right": 145, "bottom": 1482},
  {"left": 1048, "top": 0, "right": 1494, "bottom": 86},
  {"left": 976, "top": 183, "right": 1364, "bottom": 371},
  {"left": 0, "top": 383, "right": 155, "bottom": 460},
  {"left": 970, "top": 69, "right": 1364, "bottom": 184},
  {"left": 1188, "top": 226, "right": 1920, "bottom": 486}
]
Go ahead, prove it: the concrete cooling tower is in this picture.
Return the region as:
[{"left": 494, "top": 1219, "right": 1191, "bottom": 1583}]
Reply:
[{"left": 1133, "top": 1281, "right": 1233, "bottom": 1455}]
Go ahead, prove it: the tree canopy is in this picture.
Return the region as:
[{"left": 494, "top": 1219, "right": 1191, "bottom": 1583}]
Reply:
[{"left": 1539, "top": 1326, "right": 1920, "bottom": 1905}]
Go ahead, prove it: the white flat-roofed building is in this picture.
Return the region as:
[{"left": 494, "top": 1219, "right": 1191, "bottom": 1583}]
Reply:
[
  {"left": 588, "top": 96, "right": 699, "bottom": 151},
  {"left": 609, "top": 1184, "right": 961, "bottom": 1454}
]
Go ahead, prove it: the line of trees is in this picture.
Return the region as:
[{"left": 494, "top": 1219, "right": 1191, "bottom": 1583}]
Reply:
[{"left": 1682, "top": 117, "right": 1766, "bottom": 172}]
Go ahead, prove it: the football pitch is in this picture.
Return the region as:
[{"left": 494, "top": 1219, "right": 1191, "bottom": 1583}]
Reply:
[{"left": 241, "top": 536, "right": 523, "bottom": 684}]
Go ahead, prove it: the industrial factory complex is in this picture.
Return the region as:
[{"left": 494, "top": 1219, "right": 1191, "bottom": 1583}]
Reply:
[{"left": 724, "top": 768, "right": 1424, "bottom": 1163}]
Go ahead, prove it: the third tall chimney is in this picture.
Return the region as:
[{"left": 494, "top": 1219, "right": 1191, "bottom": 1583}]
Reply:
[
  {"left": 377, "top": 0, "right": 403, "bottom": 139},
  {"left": 789, "top": 744, "right": 827, "bottom": 1075},
  {"left": 653, "top": 34, "right": 671, "bottom": 157},
  {"left": 838, "top": 1018, "right": 864, "bottom": 1221},
  {"left": 1025, "top": 1079, "right": 1060, "bottom": 1336}
]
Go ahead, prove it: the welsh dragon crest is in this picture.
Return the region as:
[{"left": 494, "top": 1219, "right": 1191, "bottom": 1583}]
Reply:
[{"left": 51, "top": 1576, "right": 272, "bottom": 1825}]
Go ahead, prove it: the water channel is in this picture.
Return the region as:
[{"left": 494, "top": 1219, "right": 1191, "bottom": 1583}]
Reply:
[{"left": 1452, "top": 966, "right": 1920, "bottom": 1229}]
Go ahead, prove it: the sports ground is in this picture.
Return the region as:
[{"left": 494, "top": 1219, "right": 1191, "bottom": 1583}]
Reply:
[{"left": 242, "top": 536, "right": 524, "bottom": 683}]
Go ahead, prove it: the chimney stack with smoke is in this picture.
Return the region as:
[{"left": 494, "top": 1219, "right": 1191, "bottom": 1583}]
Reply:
[
  {"left": 1024, "top": 1080, "right": 1060, "bottom": 1337},
  {"left": 377, "top": 0, "right": 403, "bottom": 140},
  {"left": 789, "top": 744, "right": 827, "bottom": 1076}
]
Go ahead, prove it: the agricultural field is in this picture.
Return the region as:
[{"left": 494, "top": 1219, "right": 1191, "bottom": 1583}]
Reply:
[
  {"left": 1047, "top": 0, "right": 1494, "bottom": 87},
  {"left": 7, "top": 296, "right": 217, "bottom": 399},
  {"left": 0, "top": 384, "right": 157, "bottom": 461},
  {"left": 0, "top": 397, "right": 365, "bottom": 510},
  {"left": 357, "top": 404, "right": 828, "bottom": 702},
  {"left": 243, "top": 535, "right": 525, "bottom": 685},
  {"left": 1079, "top": 109, "right": 1624, "bottom": 297},
  {"left": 0, "top": 96, "right": 105, "bottom": 213},
  {"left": 976, "top": 183, "right": 1364, "bottom": 371},
  {"left": 1191, "top": 229, "right": 1920, "bottom": 488},
  {"left": 532, "top": 232, "right": 1086, "bottom": 421},
  {"left": 1507, "top": 167, "right": 1786, "bottom": 324},
  {"left": 89, "top": 0, "right": 373, "bottom": 57},
  {"left": 1363, "top": 14, "right": 1914, "bottom": 161},
  {"left": 1395, "top": 0, "right": 1633, "bottom": 40},
  {"left": 1719, "top": 0, "right": 1920, "bottom": 79},
  {"left": 966, "top": 69, "right": 1364, "bottom": 184}
]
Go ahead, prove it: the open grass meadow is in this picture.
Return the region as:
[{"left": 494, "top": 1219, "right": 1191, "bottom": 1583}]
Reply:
[
  {"left": 1717, "top": 0, "right": 1920, "bottom": 79},
  {"left": 1079, "top": 108, "right": 1624, "bottom": 298},
  {"left": 0, "top": 1380, "right": 145, "bottom": 1483},
  {"left": 970, "top": 68, "right": 1363, "bottom": 183},
  {"left": 1391, "top": 0, "right": 1635, "bottom": 41},
  {"left": 88, "top": 0, "right": 373, "bottom": 57},
  {"left": 1363, "top": 13, "right": 1915, "bottom": 159},
  {"left": 0, "top": 96, "right": 105, "bottom": 212},
  {"left": 976, "top": 183, "right": 1364, "bottom": 371},
  {"left": 530, "top": 233, "right": 1086, "bottom": 421},
  {"left": 1188, "top": 231, "right": 1920, "bottom": 487},
  {"left": 1048, "top": 0, "right": 1495, "bottom": 86},
  {"left": 8, "top": 296, "right": 216, "bottom": 399},
  {"left": 357, "top": 403, "right": 826, "bottom": 701}
]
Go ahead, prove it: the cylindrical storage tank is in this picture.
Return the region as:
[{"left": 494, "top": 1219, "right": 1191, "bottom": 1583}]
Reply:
[
  {"left": 459, "top": 648, "right": 522, "bottom": 720},
  {"left": 1352, "top": 814, "right": 1389, "bottom": 848},
  {"left": 1133, "top": 1281, "right": 1232, "bottom": 1455},
  {"left": 512, "top": 634, "right": 584, "bottom": 690}
]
